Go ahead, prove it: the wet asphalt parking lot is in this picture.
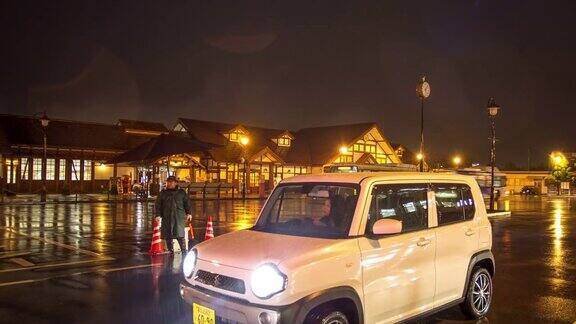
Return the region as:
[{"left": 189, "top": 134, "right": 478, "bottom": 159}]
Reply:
[{"left": 0, "top": 196, "right": 574, "bottom": 324}]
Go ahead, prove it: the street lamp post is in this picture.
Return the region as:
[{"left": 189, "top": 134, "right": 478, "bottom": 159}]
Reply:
[
  {"left": 39, "top": 111, "right": 50, "bottom": 203},
  {"left": 239, "top": 136, "right": 250, "bottom": 199},
  {"left": 487, "top": 98, "right": 500, "bottom": 212},
  {"left": 416, "top": 77, "right": 431, "bottom": 172}
]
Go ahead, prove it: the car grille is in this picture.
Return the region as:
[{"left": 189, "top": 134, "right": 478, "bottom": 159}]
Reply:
[{"left": 194, "top": 270, "right": 246, "bottom": 294}]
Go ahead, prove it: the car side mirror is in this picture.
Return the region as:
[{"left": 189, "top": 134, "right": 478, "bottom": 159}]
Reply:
[{"left": 372, "top": 219, "right": 402, "bottom": 235}]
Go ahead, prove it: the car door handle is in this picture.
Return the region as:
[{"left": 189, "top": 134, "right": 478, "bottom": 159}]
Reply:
[
  {"left": 465, "top": 229, "right": 475, "bottom": 236},
  {"left": 417, "top": 238, "right": 431, "bottom": 247}
]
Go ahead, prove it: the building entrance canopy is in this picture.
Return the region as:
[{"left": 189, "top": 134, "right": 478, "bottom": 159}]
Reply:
[{"left": 107, "top": 134, "right": 218, "bottom": 164}]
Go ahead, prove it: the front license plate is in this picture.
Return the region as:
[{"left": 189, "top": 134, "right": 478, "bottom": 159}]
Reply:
[{"left": 193, "top": 303, "right": 215, "bottom": 324}]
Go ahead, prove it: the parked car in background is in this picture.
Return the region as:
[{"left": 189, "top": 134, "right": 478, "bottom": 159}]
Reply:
[
  {"left": 520, "top": 186, "right": 539, "bottom": 195},
  {"left": 180, "top": 172, "right": 495, "bottom": 324}
]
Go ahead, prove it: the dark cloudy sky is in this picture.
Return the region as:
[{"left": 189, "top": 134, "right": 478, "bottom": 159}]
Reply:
[{"left": 1, "top": 0, "right": 576, "bottom": 167}]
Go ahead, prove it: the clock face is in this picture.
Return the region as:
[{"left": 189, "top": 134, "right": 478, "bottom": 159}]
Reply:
[{"left": 421, "top": 82, "right": 430, "bottom": 98}]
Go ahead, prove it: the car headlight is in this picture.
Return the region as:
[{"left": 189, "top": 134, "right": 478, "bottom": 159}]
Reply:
[
  {"left": 251, "top": 264, "right": 287, "bottom": 299},
  {"left": 183, "top": 249, "right": 197, "bottom": 278}
]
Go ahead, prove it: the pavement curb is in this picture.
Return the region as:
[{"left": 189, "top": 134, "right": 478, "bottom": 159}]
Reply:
[{"left": 487, "top": 211, "right": 512, "bottom": 217}]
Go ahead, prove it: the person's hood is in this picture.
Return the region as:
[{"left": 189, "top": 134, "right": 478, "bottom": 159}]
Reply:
[{"left": 194, "top": 230, "right": 340, "bottom": 270}]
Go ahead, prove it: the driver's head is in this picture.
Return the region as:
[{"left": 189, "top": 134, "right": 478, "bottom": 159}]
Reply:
[{"left": 322, "top": 198, "right": 332, "bottom": 216}]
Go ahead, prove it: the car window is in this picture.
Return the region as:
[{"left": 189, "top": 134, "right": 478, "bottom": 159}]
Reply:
[
  {"left": 254, "top": 183, "right": 360, "bottom": 239},
  {"left": 461, "top": 186, "right": 476, "bottom": 220},
  {"left": 367, "top": 184, "right": 429, "bottom": 235},
  {"left": 434, "top": 184, "right": 475, "bottom": 225}
]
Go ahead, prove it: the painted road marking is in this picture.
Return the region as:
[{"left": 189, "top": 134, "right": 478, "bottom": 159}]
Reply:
[
  {"left": 0, "top": 263, "right": 164, "bottom": 287},
  {"left": 9, "top": 258, "right": 35, "bottom": 267},
  {"left": 0, "top": 251, "right": 33, "bottom": 259},
  {"left": 0, "top": 226, "right": 115, "bottom": 273},
  {"left": 0, "top": 258, "right": 114, "bottom": 274},
  {"left": 0, "top": 226, "right": 104, "bottom": 258}
]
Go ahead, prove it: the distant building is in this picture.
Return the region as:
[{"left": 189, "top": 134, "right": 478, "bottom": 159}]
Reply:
[
  {"left": 0, "top": 114, "right": 167, "bottom": 194},
  {"left": 1, "top": 113, "right": 408, "bottom": 195},
  {"left": 502, "top": 171, "right": 549, "bottom": 194},
  {"left": 173, "top": 119, "right": 402, "bottom": 192}
]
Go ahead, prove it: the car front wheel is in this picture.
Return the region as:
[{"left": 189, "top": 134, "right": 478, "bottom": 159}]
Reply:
[
  {"left": 305, "top": 308, "right": 349, "bottom": 324},
  {"left": 461, "top": 266, "right": 493, "bottom": 319}
]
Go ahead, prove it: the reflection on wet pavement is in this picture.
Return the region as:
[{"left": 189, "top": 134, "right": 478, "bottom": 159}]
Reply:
[{"left": 0, "top": 197, "right": 575, "bottom": 323}]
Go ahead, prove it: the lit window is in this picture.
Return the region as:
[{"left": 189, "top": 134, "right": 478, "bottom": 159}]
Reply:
[
  {"left": 174, "top": 123, "right": 187, "bottom": 132},
  {"left": 229, "top": 133, "right": 238, "bottom": 142},
  {"left": 336, "top": 155, "right": 354, "bottom": 163},
  {"left": 32, "top": 158, "right": 43, "bottom": 180},
  {"left": 278, "top": 137, "right": 291, "bottom": 147},
  {"left": 5, "top": 165, "right": 10, "bottom": 183},
  {"left": 20, "top": 158, "right": 29, "bottom": 180},
  {"left": 84, "top": 160, "right": 92, "bottom": 181},
  {"left": 72, "top": 160, "right": 81, "bottom": 180},
  {"left": 59, "top": 159, "right": 66, "bottom": 180},
  {"left": 46, "top": 159, "right": 55, "bottom": 180},
  {"left": 6, "top": 160, "right": 14, "bottom": 184}
]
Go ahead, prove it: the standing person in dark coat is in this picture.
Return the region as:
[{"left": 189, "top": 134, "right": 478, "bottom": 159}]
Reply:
[{"left": 155, "top": 176, "right": 192, "bottom": 253}]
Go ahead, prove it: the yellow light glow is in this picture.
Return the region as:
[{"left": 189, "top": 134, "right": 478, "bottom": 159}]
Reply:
[
  {"left": 339, "top": 146, "right": 349, "bottom": 155},
  {"left": 453, "top": 156, "right": 462, "bottom": 166},
  {"left": 416, "top": 153, "right": 423, "bottom": 161},
  {"left": 550, "top": 151, "right": 568, "bottom": 167},
  {"left": 240, "top": 136, "right": 250, "bottom": 146}
]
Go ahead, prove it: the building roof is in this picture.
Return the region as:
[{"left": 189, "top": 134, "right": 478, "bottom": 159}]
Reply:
[
  {"left": 391, "top": 143, "right": 418, "bottom": 165},
  {"left": 0, "top": 114, "right": 155, "bottom": 153},
  {"left": 108, "top": 133, "right": 218, "bottom": 164},
  {"left": 0, "top": 113, "right": 405, "bottom": 167},
  {"left": 118, "top": 119, "right": 169, "bottom": 133},
  {"left": 177, "top": 118, "right": 289, "bottom": 163},
  {"left": 176, "top": 119, "right": 399, "bottom": 166},
  {"left": 288, "top": 123, "right": 376, "bottom": 165}
]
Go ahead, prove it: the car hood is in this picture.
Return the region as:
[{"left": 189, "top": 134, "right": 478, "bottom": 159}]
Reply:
[{"left": 194, "top": 230, "right": 338, "bottom": 270}]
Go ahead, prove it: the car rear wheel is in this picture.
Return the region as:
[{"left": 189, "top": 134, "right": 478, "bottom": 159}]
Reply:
[
  {"left": 305, "top": 307, "right": 350, "bottom": 324},
  {"left": 460, "top": 266, "right": 493, "bottom": 319}
]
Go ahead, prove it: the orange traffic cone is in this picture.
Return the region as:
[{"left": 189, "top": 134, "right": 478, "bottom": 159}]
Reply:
[
  {"left": 204, "top": 215, "right": 214, "bottom": 240},
  {"left": 149, "top": 217, "right": 165, "bottom": 254}
]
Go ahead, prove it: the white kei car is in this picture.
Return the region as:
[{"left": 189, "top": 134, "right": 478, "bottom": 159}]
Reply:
[{"left": 180, "top": 172, "right": 494, "bottom": 324}]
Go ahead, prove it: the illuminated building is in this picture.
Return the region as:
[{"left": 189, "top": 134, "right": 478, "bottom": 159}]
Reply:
[
  {"left": 0, "top": 114, "right": 167, "bottom": 194},
  {"left": 1, "top": 114, "right": 406, "bottom": 195},
  {"left": 171, "top": 119, "right": 402, "bottom": 192}
]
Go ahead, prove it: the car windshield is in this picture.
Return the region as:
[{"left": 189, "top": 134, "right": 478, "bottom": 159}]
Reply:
[{"left": 253, "top": 183, "right": 360, "bottom": 239}]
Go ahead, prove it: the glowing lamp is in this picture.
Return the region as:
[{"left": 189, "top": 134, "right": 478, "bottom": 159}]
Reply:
[
  {"left": 487, "top": 98, "right": 500, "bottom": 117},
  {"left": 453, "top": 156, "right": 462, "bottom": 166}
]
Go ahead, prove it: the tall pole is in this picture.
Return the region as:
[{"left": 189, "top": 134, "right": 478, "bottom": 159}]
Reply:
[
  {"left": 487, "top": 98, "right": 499, "bottom": 212},
  {"left": 489, "top": 116, "right": 496, "bottom": 212},
  {"left": 416, "top": 76, "right": 430, "bottom": 172},
  {"left": 242, "top": 158, "right": 247, "bottom": 200},
  {"left": 419, "top": 97, "right": 424, "bottom": 172},
  {"left": 239, "top": 136, "right": 249, "bottom": 200},
  {"left": 41, "top": 128, "right": 47, "bottom": 202}
]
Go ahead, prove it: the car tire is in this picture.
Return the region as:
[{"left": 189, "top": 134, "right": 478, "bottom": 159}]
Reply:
[
  {"left": 305, "top": 307, "right": 350, "bottom": 324},
  {"left": 460, "top": 266, "right": 493, "bottom": 319}
]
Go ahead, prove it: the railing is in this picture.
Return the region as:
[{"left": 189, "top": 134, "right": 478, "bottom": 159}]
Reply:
[{"left": 184, "top": 182, "right": 236, "bottom": 200}]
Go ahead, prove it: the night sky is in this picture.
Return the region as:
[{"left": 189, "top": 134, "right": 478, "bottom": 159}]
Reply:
[{"left": 2, "top": 0, "right": 576, "bottom": 167}]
